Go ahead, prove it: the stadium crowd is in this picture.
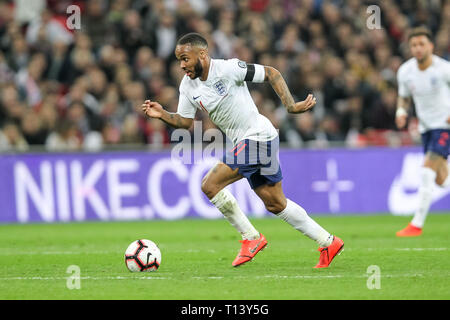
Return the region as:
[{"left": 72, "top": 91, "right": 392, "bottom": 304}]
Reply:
[{"left": 0, "top": 0, "right": 449, "bottom": 152}]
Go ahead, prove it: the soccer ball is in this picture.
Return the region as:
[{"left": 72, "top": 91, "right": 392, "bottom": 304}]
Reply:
[{"left": 124, "top": 239, "right": 161, "bottom": 272}]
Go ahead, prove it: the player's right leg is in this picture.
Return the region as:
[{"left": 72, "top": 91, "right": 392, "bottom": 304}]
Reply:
[
  {"left": 202, "top": 161, "right": 264, "bottom": 266},
  {"left": 397, "top": 130, "right": 450, "bottom": 237},
  {"left": 202, "top": 161, "right": 254, "bottom": 239},
  {"left": 397, "top": 152, "right": 448, "bottom": 237},
  {"left": 201, "top": 160, "right": 243, "bottom": 200},
  {"left": 396, "top": 157, "right": 436, "bottom": 237}
]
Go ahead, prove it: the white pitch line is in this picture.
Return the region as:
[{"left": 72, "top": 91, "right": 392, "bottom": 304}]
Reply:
[
  {"left": 0, "top": 273, "right": 430, "bottom": 281},
  {"left": 324, "top": 248, "right": 448, "bottom": 252},
  {"left": 395, "top": 248, "right": 448, "bottom": 251},
  {"left": 259, "top": 275, "right": 344, "bottom": 279},
  {"left": 1, "top": 248, "right": 446, "bottom": 256},
  {"left": 0, "top": 276, "right": 170, "bottom": 280},
  {"left": 0, "top": 249, "right": 218, "bottom": 255},
  {"left": 0, "top": 251, "right": 118, "bottom": 255}
]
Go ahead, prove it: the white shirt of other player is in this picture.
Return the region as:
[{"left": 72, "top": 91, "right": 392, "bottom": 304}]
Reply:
[
  {"left": 177, "top": 58, "right": 278, "bottom": 145},
  {"left": 397, "top": 55, "right": 450, "bottom": 133}
]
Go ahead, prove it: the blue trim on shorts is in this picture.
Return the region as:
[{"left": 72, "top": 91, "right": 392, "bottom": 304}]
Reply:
[{"left": 222, "top": 137, "right": 283, "bottom": 189}]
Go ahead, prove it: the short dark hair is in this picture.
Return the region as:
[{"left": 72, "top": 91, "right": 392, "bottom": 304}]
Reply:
[
  {"left": 408, "top": 26, "right": 433, "bottom": 42},
  {"left": 176, "top": 33, "right": 208, "bottom": 48}
]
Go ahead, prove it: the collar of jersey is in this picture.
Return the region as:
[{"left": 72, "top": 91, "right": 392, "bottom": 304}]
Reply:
[{"left": 199, "top": 58, "right": 214, "bottom": 84}]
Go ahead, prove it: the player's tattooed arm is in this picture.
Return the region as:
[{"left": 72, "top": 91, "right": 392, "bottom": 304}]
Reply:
[
  {"left": 142, "top": 100, "right": 193, "bottom": 129},
  {"left": 162, "top": 112, "right": 193, "bottom": 129},
  {"left": 264, "top": 66, "right": 295, "bottom": 111},
  {"left": 264, "top": 66, "right": 316, "bottom": 113}
]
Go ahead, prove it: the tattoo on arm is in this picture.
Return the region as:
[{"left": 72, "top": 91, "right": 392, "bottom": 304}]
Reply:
[
  {"left": 163, "top": 112, "right": 192, "bottom": 129},
  {"left": 166, "top": 113, "right": 175, "bottom": 126},
  {"left": 174, "top": 114, "right": 182, "bottom": 127},
  {"left": 265, "top": 67, "right": 295, "bottom": 112},
  {"left": 162, "top": 112, "right": 182, "bottom": 128}
]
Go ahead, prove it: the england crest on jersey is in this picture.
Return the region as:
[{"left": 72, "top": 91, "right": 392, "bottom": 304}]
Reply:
[
  {"left": 213, "top": 80, "right": 227, "bottom": 96},
  {"left": 430, "top": 76, "right": 437, "bottom": 87}
]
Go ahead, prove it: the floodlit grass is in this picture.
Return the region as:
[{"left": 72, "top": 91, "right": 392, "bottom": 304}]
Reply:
[{"left": 0, "top": 214, "right": 449, "bottom": 300}]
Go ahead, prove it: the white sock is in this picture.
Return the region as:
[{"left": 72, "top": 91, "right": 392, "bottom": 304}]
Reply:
[
  {"left": 411, "top": 167, "right": 436, "bottom": 228},
  {"left": 276, "top": 199, "right": 333, "bottom": 247},
  {"left": 210, "top": 189, "right": 260, "bottom": 240}
]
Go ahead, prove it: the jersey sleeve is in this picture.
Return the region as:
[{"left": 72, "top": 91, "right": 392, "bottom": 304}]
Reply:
[
  {"left": 223, "top": 58, "right": 265, "bottom": 83},
  {"left": 177, "top": 91, "right": 197, "bottom": 119},
  {"left": 397, "top": 67, "right": 411, "bottom": 98},
  {"left": 444, "top": 60, "right": 450, "bottom": 86}
]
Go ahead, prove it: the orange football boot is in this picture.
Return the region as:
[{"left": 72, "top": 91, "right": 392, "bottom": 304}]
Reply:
[
  {"left": 396, "top": 223, "right": 422, "bottom": 237},
  {"left": 314, "top": 236, "right": 344, "bottom": 268},
  {"left": 232, "top": 233, "right": 268, "bottom": 267}
]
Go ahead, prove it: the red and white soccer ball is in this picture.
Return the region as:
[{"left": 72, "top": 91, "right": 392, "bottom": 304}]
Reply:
[{"left": 124, "top": 239, "right": 161, "bottom": 272}]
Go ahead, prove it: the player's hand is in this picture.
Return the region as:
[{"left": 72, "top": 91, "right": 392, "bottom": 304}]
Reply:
[
  {"left": 291, "top": 94, "right": 316, "bottom": 113},
  {"left": 395, "top": 114, "right": 408, "bottom": 129},
  {"left": 446, "top": 116, "right": 450, "bottom": 124},
  {"left": 141, "top": 100, "right": 163, "bottom": 119}
]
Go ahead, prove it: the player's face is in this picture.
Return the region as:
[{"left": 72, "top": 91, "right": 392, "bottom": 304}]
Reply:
[
  {"left": 409, "top": 35, "right": 433, "bottom": 63},
  {"left": 175, "top": 44, "right": 204, "bottom": 79}
]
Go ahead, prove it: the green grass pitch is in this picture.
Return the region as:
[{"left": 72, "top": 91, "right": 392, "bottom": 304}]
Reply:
[{"left": 0, "top": 214, "right": 449, "bottom": 300}]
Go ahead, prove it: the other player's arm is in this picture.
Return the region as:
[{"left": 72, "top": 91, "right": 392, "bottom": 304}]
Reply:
[
  {"left": 395, "top": 96, "right": 410, "bottom": 129},
  {"left": 141, "top": 100, "right": 193, "bottom": 129},
  {"left": 264, "top": 66, "right": 316, "bottom": 113}
]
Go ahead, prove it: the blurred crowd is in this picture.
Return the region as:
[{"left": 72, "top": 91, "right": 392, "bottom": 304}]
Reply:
[{"left": 0, "top": 0, "right": 449, "bottom": 152}]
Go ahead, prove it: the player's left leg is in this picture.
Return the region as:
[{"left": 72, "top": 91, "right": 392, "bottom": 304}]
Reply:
[
  {"left": 397, "top": 129, "right": 450, "bottom": 237},
  {"left": 253, "top": 181, "right": 344, "bottom": 268},
  {"left": 397, "top": 153, "right": 440, "bottom": 237},
  {"left": 410, "top": 152, "right": 448, "bottom": 228},
  {"left": 435, "top": 156, "right": 450, "bottom": 187}
]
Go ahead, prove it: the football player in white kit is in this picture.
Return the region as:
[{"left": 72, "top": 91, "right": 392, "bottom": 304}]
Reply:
[
  {"left": 142, "top": 33, "right": 344, "bottom": 267},
  {"left": 395, "top": 27, "right": 450, "bottom": 237}
]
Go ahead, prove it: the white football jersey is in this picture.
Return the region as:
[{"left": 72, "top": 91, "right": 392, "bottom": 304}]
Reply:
[
  {"left": 397, "top": 55, "right": 450, "bottom": 133},
  {"left": 177, "top": 58, "right": 278, "bottom": 145}
]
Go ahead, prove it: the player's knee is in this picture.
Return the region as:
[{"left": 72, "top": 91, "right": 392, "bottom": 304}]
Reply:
[
  {"left": 434, "top": 166, "right": 448, "bottom": 186},
  {"left": 201, "top": 177, "right": 211, "bottom": 196},
  {"left": 435, "top": 175, "right": 445, "bottom": 186},
  {"left": 201, "top": 177, "right": 217, "bottom": 199},
  {"left": 264, "top": 199, "right": 286, "bottom": 214}
]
